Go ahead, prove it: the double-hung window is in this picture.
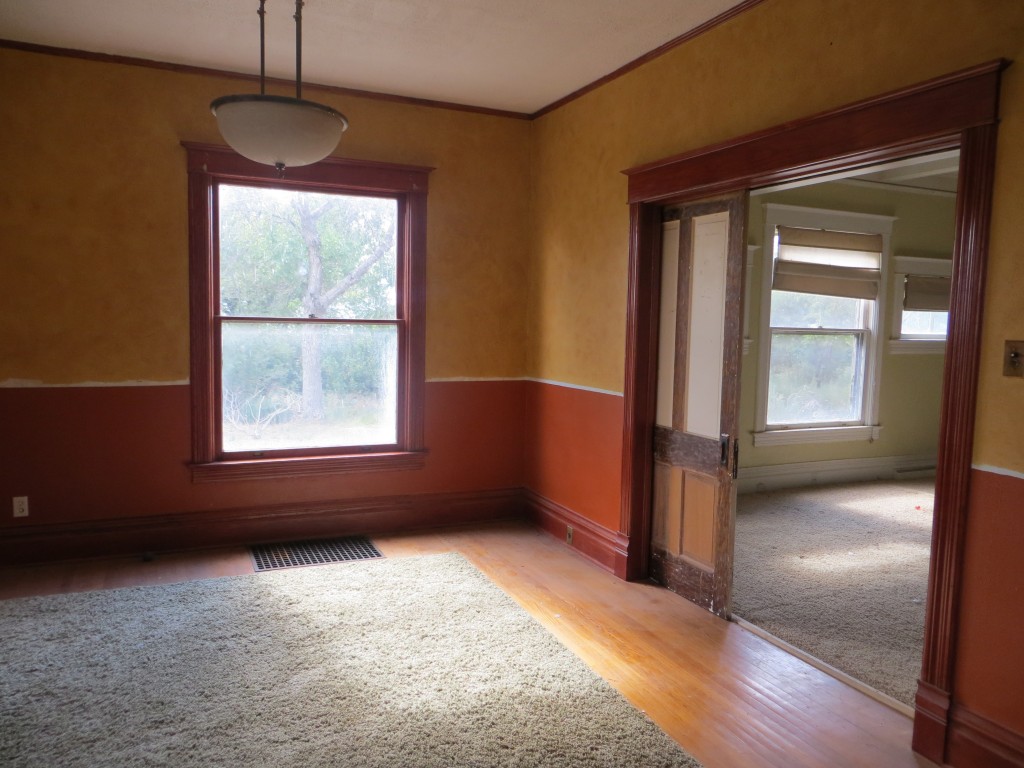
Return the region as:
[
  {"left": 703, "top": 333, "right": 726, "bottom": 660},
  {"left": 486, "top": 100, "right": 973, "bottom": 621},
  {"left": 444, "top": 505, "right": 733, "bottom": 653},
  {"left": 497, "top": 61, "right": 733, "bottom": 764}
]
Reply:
[
  {"left": 754, "top": 205, "right": 893, "bottom": 446},
  {"left": 890, "top": 255, "right": 951, "bottom": 354},
  {"left": 186, "top": 144, "right": 429, "bottom": 479}
]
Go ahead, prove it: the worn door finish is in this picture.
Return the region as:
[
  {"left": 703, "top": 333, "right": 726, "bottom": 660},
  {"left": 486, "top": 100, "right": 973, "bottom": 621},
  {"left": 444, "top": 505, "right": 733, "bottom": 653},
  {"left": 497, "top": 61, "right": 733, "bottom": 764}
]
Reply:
[{"left": 650, "top": 194, "right": 746, "bottom": 616}]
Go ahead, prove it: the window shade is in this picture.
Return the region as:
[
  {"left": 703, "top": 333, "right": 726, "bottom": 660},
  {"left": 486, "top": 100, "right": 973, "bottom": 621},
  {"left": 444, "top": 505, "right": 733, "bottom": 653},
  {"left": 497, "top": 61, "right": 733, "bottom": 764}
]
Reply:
[
  {"left": 774, "top": 225, "right": 883, "bottom": 299},
  {"left": 904, "top": 275, "right": 951, "bottom": 311},
  {"left": 777, "top": 226, "right": 884, "bottom": 255}
]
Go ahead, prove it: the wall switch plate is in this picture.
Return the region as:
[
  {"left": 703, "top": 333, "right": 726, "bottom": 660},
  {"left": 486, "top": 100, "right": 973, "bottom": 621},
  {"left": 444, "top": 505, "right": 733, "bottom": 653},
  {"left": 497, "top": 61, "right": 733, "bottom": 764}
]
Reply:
[
  {"left": 1004, "top": 340, "right": 1024, "bottom": 377},
  {"left": 13, "top": 496, "right": 28, "bottom": 517}
]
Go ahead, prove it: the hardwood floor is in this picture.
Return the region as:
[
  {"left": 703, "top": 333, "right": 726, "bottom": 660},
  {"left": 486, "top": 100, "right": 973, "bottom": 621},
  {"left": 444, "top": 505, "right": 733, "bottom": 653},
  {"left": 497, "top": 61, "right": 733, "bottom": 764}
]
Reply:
[{"left": 0, "top": 520, "right": 937, "bottom": 768}]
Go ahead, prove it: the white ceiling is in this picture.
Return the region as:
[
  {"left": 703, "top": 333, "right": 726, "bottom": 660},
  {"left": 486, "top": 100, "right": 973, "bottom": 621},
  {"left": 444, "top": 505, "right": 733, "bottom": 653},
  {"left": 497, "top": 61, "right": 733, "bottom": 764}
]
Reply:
[
  {"left": 854, "top": 152, "right": 960, "bottom": 193},
  {"left": 0, "top": 0, "right": 742, "bottom": 114},
  {"left": 753, "top": 151, "right": 962, "bottom": 198}
]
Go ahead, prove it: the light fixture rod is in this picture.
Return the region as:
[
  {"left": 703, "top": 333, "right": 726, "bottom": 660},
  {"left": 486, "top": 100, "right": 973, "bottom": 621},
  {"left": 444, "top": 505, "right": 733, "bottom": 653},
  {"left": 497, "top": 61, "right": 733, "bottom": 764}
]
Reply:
[
  {"left": 294, "top": 0, "right": 304, "bottom": 100},
  {"left": 210, "top": 0, "right": 347, "bottom": 172},
  {"left": 258, "top": 0, "right": 266, "bottom": 95}
]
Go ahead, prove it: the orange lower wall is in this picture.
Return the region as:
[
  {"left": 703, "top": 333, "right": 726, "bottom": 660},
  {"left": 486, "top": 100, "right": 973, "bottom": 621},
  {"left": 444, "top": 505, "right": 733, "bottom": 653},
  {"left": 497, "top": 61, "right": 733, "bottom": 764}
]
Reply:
[
  {"left": 0, "top": 380, "right": 525, "bottom": 541},
  {"left": 954, "top": 468, "right": 1024, "bottom": 729},
  {"left": 523, "top": 381, "right": 624, "bottom": 532},
  {"left": 0, "top": 377, "right": 627, "bottom": 560}
]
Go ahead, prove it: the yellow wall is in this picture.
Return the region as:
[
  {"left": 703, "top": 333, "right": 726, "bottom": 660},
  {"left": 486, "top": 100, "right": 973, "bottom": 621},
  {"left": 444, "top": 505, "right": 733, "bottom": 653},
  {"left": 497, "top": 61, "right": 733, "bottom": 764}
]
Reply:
[
  {"left": 739, "top": 182, "right": 954, "bottom": 468},
  {"left": 976, "top": 48, "right": 1024, "bottom": 471},
  {"left": 530, "top": 0, "right": 1024, "bottom": 473},
  {"left": 0, "top": 48, "right": 532, "bottom": 385}
]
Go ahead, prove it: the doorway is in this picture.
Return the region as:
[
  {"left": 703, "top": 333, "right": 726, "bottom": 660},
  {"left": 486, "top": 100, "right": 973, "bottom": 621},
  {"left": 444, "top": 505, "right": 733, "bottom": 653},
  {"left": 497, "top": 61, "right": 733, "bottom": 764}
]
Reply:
[
  {"left": 730, "top": 153, "right": 957, "bottom": 711},
  {"left": 618, "top": 62, "right": 1004, "bottom": 763}
]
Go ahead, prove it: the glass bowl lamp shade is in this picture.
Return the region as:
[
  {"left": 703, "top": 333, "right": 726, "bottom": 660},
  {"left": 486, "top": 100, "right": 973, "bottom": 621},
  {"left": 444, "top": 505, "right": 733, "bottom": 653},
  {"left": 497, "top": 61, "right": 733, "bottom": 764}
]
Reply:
[{"left": 211, "top": 94, "right": 348, "bottom": 170}]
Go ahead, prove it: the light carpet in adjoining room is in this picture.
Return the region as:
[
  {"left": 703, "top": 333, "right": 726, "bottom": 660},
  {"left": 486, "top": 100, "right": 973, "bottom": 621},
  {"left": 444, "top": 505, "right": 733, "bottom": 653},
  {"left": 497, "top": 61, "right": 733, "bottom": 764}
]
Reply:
[
  {"left": 732, "top": 479, "right": 934, "bottom": 708},
  {"left": 0, "top": 552, "right": 701, "bottom": 768}
]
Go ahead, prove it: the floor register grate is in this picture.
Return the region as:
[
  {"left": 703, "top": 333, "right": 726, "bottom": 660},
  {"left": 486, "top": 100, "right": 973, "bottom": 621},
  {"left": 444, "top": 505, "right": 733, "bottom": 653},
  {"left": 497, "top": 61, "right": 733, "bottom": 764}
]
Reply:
[{"left": 250, "top": 536, "right": 383, "bottom": 572}]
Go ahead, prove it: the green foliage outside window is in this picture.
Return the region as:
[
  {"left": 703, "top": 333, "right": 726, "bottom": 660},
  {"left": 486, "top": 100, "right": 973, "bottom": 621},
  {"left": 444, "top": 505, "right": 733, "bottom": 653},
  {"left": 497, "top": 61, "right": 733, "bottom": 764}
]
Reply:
[
  {"left": 217, "top": 185, "right": 399, "bottom": 451},
  {"left": 767, "top": 291, "right": 866, "bottom": 425}
]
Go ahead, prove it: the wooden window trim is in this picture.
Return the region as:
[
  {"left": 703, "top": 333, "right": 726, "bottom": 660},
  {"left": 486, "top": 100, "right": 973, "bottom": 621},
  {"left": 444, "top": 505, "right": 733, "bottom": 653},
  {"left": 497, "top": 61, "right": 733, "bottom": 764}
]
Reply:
[
  {"left": 891, "top": 255, "right": 953, "bottom": 348},
  {"left": 755, "top": 205, "right": 894, "bottom": 437},
  {"left": 184, "top": 143, "right": 431, "bottom": 481}
]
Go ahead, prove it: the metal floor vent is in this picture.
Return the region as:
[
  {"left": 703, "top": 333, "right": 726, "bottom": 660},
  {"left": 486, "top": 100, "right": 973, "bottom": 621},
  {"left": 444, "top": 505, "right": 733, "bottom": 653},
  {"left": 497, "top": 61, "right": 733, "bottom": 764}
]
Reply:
[{"left": 250, "top": 536, "right": 383, "bottom": 572}]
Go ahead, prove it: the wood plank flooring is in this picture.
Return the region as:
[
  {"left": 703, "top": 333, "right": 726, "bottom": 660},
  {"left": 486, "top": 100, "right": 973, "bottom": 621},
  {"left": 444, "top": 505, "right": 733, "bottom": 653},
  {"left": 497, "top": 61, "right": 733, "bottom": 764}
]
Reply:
[{"left": 0, "top": 520, "right": 937, "bottom": 768}]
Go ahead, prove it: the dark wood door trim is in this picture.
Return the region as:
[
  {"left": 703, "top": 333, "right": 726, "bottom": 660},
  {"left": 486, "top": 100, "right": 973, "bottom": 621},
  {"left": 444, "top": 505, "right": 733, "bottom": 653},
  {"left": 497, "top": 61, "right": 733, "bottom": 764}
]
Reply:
[
  {"left": 618, "top": 60, "right": 1007, "bottom": 765},
  {"left": 625, "top": 60, "right": 1004, "bottom": 205},
  {"left": 912, "top": 121, "right": 999, "bottom": 761},
  {"left": 619, "top": 201, "right": 663, "bottom": 580}
]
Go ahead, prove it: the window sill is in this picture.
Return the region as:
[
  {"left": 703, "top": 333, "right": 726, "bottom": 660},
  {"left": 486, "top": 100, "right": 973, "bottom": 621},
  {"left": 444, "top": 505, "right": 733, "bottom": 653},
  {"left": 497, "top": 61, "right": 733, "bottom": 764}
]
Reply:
[
  {"left": 190, "top": 450, "right": 428, "bottom": 482},
  {"left": 888, "top": 339, "right": 947, "bottom": 355},
  {"left": 753, "top": 425, "right": 881, "bottom": 447}
]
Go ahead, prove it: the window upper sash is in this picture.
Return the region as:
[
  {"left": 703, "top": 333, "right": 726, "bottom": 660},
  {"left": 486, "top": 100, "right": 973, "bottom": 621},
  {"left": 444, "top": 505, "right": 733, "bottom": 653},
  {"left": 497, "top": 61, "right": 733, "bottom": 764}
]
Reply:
[
  {"left": 904, "top": 275, "right": 951, "bottom": 311},
  {"left": 773, "top": 225, "right": 883, "bottom": 300}
]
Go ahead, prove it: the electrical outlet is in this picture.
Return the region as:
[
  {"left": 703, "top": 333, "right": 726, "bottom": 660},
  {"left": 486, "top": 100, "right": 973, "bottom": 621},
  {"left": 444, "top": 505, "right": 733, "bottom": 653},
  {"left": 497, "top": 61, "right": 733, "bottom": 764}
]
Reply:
[
  {"left": 13, "top": 496, "right": 29, "bottom": 518},
  {"left": 566, "top": 525, "right": 573, "bottom": 545}
]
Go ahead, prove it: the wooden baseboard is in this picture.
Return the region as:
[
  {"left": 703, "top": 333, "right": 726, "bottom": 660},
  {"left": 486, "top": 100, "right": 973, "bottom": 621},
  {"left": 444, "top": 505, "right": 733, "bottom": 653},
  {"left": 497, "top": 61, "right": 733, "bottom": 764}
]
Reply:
[
  {"left": 0, "top": 487, "right": 524, "bottom": 564},
  {"left": 914, "top": 677, "right": 952, "bottom": 763},
  {"left": 2, "top": 487, "right": 633, "bottom": 577},
  {"left": 948, "top": 705, "right": 1024, "bottom": 768},
  {"left": 913, "top": 679, "right": 1024, "bottom": 767},
  {"left": 523, "top": 490, "right": 629, "bottom": 576}
]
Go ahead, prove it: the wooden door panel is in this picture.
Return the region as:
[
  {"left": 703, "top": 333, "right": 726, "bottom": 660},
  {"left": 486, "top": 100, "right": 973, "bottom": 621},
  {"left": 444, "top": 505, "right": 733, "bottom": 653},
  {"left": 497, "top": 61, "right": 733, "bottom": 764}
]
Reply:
[
  {"left": 681, "top": 471, "right": 717, "bottom": 568},
  {"left": 651, "top": 462, "right": 683, "bottom": 556},
  {"left": 650, "top": 193, "right": 746, "bottom": 617},
  {"left": 652, "top": 464, "right": 715, "bottom": 568}
]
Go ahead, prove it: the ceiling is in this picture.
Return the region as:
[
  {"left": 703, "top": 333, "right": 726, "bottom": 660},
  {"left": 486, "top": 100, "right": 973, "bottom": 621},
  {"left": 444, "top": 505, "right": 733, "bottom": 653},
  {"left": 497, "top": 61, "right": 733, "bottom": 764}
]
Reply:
[
  {"left": 0, "top": 0, "right": 743, "bottom": 115},
  {"left": 853, "top": 152, "right": 960, "bottom": 194},
  {"left": 753, "top": 150, "right": 962, "bottom": 198}
]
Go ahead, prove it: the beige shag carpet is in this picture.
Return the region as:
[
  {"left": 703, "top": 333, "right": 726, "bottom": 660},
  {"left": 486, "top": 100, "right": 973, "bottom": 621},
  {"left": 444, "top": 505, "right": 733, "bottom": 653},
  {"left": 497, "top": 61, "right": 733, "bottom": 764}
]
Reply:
[
  {"left": 733, "top": 479, "right": 934, "bottom": 707},
  {"left": 0, "top": 553, "right": 700, "bottom": 768}
]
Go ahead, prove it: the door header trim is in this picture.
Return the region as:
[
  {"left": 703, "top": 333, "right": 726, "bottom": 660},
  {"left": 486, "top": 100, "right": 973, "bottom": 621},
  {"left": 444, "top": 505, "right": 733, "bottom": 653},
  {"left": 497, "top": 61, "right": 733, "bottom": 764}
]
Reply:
[{"left": 623, "top": 60, "right": 1006, "bottom": 205}]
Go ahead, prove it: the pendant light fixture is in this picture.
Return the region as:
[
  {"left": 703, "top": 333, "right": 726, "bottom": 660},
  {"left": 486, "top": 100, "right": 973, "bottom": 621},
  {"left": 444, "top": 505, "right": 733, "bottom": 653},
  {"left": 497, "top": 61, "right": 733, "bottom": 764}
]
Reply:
[{"left": 211, "top": 0, "right": 348, "bottom": 173}]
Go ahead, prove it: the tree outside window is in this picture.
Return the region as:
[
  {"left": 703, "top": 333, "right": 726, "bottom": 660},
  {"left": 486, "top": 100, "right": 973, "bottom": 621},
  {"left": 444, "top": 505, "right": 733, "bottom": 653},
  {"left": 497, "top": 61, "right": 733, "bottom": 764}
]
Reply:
[
  {"left": 218, "top": 185, "right": 398, "bottom": 452},
  {"left": 766, "top": 291, "right": 868, "bottom": 426}
]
